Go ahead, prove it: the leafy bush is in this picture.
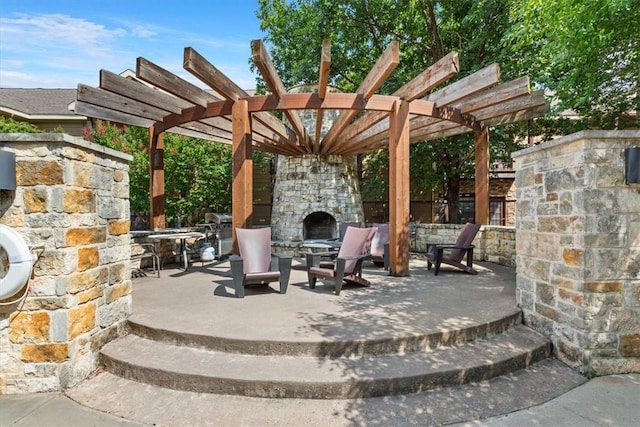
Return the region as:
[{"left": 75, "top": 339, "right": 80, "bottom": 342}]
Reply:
[{"left": 0, "top": 116, "right": 42, "bottom": 133}]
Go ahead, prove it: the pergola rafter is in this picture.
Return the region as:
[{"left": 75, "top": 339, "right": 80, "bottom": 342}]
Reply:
[{"left": 75, "top": 39, "right": 549, "bottom": 275}]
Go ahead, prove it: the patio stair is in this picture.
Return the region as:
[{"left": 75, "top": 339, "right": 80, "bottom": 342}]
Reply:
[{"left": 99, "top": 312, "right": 552, "bottom": 399}]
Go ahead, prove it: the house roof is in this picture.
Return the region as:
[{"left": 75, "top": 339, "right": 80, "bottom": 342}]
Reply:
[{"left": 0, "top": 88, "right": 80, "bottom": 118}]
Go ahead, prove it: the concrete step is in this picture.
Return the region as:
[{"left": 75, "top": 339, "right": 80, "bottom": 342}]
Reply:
[
  {"left": 68, "top": 358, "right": 587, "bottom": 427},
  {"left": 100, "top": 324, "right": 550, "bottom": 399},
  {"left": 127, "top": 310, "right": 523, "bottom": 357}
]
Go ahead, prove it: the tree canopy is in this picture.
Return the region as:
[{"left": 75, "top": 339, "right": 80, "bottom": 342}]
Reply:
[
  {"left": 256, "top": 0, "right": 638, "bottom": 222},
  {"left": 257, "top": 0, "right": 526, "bottom": 222},
  {"left": 507, "top": 0, "right": 639, "bottom": 128}
]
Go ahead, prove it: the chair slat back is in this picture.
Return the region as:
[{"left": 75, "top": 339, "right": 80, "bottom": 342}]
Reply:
[
  {"left": 338, "top": 226, "right": 377, "bottom": 273},
  {"left": 236, "top": 227, "right": 272, "bottom": 273},
  {"left": 450, "top": 223, "right": 481, "bottom": 261},
  {"left": 370, "top": 223, "right": 389, "bottom": 257}
]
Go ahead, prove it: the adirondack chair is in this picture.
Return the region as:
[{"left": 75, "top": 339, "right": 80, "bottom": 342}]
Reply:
[
  {"left": 230, "top": 227, "right": 292, "bottom": 298},
  {"left": 306, "top": 226, "right": 377, "bottom": 295},
  {"left": 426, "top": 223, "right": 481, "bottom": 275},
  {"left": 370, "top": 223, "right": 389, "bottom": 269}
]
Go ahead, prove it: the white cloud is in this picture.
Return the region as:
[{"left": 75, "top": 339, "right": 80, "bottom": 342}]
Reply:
[
  {"left": 0, "top": 13, "right": 127, "bottom": 58},
  {"left": 131, "top": 26, "right": 157, "bottom": 39},
  {"left": 0, "top": 12, "right": 260, "bottom": 89}
]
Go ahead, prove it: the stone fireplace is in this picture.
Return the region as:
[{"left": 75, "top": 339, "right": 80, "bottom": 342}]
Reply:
[
  {"left": 270, "top": 153, "right": 364, "bottom": 242},
  {"left": 270, "top": 85, "right": 365, "bottom": 242}
]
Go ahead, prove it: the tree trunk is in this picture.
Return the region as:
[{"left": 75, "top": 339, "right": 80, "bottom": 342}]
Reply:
[{"left": 445, "top": 172, "right": 462, "bottom": 224}]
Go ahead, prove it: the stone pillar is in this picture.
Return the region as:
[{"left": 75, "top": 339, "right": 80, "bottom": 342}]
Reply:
[
  {"left": 512, "top": 130, "right": 640, "bottom": 375},
  {"left": 0, "top": 133, "right": 132, "bottom": 393}
]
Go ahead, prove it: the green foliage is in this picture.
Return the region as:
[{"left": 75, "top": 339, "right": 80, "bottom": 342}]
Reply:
[
  {"left": 86, "top": 120, "right": 235, "bottom": 226},
  {"left": 0, "top": 116, "right": 42, "bottom": 133},
  {"left": 506, "top": 0, "right": 639, "bottom": 128},
  {"left": 257, "top": 0, "right": 518, "bottom": 223},
  {"left": 162, "top": 134, "right": 233, "bottom": 225}
]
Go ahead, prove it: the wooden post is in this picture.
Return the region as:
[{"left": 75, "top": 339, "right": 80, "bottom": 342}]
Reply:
[
  {"left": 475, "top": 126, "right": 490, "bottom": 225},
  {"left": 388, "top": 99, "right": 411, "bottom": 276},
  {"left": 232, "top": 99, "right": 253, "bottom": 252},
  {"left": 149, "top": 127, "right": 165, "bottom": 230}
]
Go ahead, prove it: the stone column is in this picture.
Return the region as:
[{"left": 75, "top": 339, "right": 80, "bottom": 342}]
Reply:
[
  {"left": 0, "top": 133, "right": 132, "bottom": 393},
  {"left": 512, "top": 130, "right": 640, "bottom": 375}
]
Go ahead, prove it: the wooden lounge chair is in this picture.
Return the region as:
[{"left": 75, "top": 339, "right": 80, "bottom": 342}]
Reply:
[
  {"left": 230, "top": 227, "right": 292, "bottom": 298},
  {"left": 426, "top": 223, "right": 481, "bottom": 275},
  {"left": 306, "top": 226, "right": 377, "bottom": 295},
  {"left": 370, "top": 223, "right": 389, "bottom": 269}
]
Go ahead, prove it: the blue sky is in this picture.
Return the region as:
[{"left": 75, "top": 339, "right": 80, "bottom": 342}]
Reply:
[{"left": 0, "top": 1, "right": 265, "bottom": 89}]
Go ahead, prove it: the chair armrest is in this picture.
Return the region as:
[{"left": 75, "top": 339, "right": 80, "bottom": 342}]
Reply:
[
  {"left": 336, "top": 253, "right": 371, "bottom": 261},
  {"left": 306, "top": 252, "right": 322, "bottom": 268},
  {"left": 426, "top": 243, "right": 475, "bottom": 249}
]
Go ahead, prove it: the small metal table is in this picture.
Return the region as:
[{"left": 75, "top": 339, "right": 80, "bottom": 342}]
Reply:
[{"left": 148, "top": 232, "right": 204, "bottom": 270}]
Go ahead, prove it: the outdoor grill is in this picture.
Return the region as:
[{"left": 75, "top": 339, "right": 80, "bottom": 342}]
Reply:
[{"left": 200, "top": 213, "right": 233, "bottom": 257}]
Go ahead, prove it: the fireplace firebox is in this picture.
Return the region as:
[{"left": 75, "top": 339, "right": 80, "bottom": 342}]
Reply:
[{"left": 303, "top": 212, "right": 337, "bottom": 240}]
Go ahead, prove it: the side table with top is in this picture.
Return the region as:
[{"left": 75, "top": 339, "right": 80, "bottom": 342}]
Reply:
[{"left": 147, "top": 231, "right": 204, "bottom": 270}]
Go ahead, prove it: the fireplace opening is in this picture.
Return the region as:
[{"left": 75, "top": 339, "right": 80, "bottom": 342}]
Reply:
[{"left": 303, "top": 212, "right": 337, "bottom": 240}]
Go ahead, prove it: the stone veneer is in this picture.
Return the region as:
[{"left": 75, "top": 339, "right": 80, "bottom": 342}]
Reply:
[
  {"left": 270, "top": 154, "right": 365, "bottom": 242},
  {"left": 0, "top": 133, "right": 132, "bottom": 394},
  {"left": 512, "top": 130, "right": 640, "bottom": 376}
]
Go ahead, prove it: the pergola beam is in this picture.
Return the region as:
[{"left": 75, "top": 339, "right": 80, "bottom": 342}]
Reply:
[
  {"left": 99, "top": 69, "right": 193, "bottom": 114},
  {"left": 388, "top": 99, "right": 411, "bottom": 276},
  {"left": 252, "top": 40, "right": 311, "bottom": 152},
  {"left": 183, "top": 47, "right": 301, "bottom": 150},
  {"left": 338, "top": 52, "right": 460, "bottom": 148},
  {"left": 149, "top": 127, "right": 165, "bottom": 230},
  {"left": 315, "top": 39, "right": 331, "bottom": 152},
  {"left": 475, "top": 126, "right": 490, "bottom": 225},
  {"left": 342, "top": 71, "right": 530, "bottom": 152},
  {"left": 231, "top": 100, "right": 253, "bottom": 250},
  {"left": 322, "top": 41, "right": 400, "bottom": 153},
  {"left": 137, "top": 56, "right": 220, "bottom": 107}
]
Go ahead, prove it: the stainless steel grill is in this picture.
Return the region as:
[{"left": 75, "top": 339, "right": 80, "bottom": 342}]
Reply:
[{"left": 199, "top": 213, "right": 232, "bottom": 257}]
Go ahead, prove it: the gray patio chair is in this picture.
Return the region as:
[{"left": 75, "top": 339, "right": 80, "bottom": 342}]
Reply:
[
  {"left": 230, "top": 227, "right": 292, "bottom": 298},
  {"left": 130, "top": 242, "right": 160, "bottom": 278},
  {"left": 426, "top": 223, "right": 481, "bottom": 275},
  {"left": 306, "top": 226, "right": 377, "bottom": 295}
]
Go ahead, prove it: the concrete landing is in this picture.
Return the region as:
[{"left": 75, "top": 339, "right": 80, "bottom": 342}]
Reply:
[{"left": 64, "top": 358, "right": 587, "bottom": 426}]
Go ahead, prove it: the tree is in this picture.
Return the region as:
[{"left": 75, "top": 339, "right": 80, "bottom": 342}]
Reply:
[
  {"left": 257, "top": 0, "right": 521, "bottom": 223},
  {"left": 506, "top": 0, "right": 639, "bottom": 129}
]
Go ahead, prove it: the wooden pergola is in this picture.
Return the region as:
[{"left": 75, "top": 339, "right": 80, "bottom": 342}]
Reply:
[{"left": 75, "top": 40, "right": 548, "bottom": 276}]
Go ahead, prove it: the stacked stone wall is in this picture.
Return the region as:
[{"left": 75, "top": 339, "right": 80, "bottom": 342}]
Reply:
[
  {"left": 0, "top": 133, "right": 132, "bottom": 394},
  {"left": 271, "top": 154, "right": 365, "bottom": 241},
  {"left": 512, "top": 130, "right": 640, "bottom": 375}
]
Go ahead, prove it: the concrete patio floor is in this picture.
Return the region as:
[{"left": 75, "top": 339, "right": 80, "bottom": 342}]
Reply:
[
  {"left": 5, "top": 257, "right": 638, "bottom": 426},
  {"left": 125, "top": 256, "right": 521, "bottom": 349}
]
